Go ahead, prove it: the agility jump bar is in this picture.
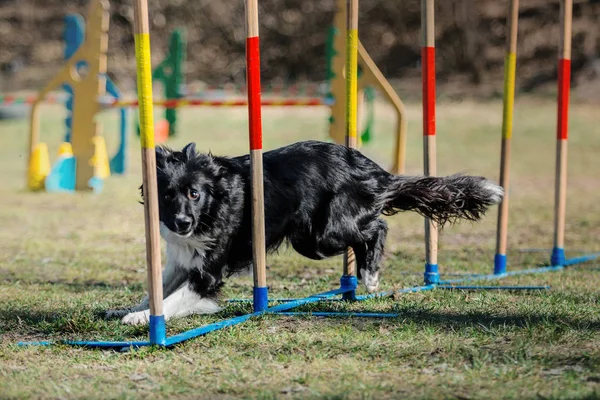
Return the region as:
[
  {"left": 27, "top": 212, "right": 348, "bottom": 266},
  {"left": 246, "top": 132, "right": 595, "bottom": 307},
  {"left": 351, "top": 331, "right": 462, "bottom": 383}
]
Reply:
[{"left": 105, "top": 97, "right": 332, "bottom": 108}]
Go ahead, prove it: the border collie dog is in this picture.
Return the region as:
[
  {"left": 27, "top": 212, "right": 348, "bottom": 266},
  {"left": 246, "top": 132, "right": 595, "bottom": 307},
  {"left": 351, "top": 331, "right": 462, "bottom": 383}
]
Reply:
[{"left": 107, "top": 140, "right": 503, "bottom": 325}]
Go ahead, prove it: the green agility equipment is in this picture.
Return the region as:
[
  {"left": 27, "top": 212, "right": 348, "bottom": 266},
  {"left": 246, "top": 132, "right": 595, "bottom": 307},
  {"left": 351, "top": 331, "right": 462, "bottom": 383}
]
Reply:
[{"left": 135, "top": 28, "right": 186, "bottom": 138}]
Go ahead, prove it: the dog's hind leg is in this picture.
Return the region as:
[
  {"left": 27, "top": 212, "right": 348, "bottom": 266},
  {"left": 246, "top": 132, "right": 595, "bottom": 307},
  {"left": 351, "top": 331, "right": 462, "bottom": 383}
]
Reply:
[{"left": 356, "top": 219, "right": 388, "bottom": 293}]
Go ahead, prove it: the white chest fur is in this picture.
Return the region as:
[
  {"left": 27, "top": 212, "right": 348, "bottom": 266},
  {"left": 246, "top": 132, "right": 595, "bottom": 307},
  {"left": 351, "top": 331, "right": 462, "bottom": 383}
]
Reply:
[{"left": 160, "top": 222, "right": 214, "bottom": 271}]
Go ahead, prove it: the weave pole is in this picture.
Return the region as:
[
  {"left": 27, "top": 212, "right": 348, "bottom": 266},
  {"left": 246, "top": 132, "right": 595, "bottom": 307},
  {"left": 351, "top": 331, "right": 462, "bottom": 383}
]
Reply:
[
  {"left": 422, "top": 0, "right": 438, "bottom": 285},
  {"left": 245, "top": 0, "right": 268, "bottom": 312},
  {"left": 132, "top": 0, "right": 165, "bottom": 345},
  {"left": 551, "top": 0, "right": 573, "bottom": 266},
  {"left": 341, "top": 0, "right": 359, "bottom": 300},
  {"left": 494, "top": 0, "right": 520, "bottom": 275}
]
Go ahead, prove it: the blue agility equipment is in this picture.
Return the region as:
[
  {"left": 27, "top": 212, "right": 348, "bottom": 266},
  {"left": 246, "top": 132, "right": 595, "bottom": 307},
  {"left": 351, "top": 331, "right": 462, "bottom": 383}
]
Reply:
[{"left": 16, "top": 0, "right": 599, "bottom": 351}]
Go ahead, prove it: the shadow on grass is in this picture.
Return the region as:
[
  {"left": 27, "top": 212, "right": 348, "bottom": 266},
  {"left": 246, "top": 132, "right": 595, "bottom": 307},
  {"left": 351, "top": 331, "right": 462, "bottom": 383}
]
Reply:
[
  {"left": 278, "top": 302, "right": 600, "bottom": 334},
  {"left": 2, "top": 292, "right": 598, "bottom": 342},
  {"left": 0, "top": 301, "right": 254, "bottom": 339},
  {"left": 1, "top": 278, "right": 143, "bottom": 293}
]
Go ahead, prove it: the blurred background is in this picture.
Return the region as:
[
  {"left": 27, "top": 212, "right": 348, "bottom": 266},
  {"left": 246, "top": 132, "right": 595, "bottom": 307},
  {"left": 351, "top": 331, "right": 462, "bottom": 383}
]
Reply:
[{"left": 0, "top": 0, "right": 599, "bottom": 101}]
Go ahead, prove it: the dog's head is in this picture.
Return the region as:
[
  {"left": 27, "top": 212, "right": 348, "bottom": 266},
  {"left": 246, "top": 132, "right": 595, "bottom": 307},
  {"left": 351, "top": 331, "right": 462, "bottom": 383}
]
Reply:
[{"left": 140, "top": 142, "right": 223, "bottom": 237}]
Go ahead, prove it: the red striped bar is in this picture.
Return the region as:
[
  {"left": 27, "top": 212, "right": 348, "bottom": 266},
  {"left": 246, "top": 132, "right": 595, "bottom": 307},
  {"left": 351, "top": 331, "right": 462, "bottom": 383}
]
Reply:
[
  {"left": 0, "top": 94, "right": 64, "bottom": 105},
  {"left": 108, "top": 98, "right": 328, "bottom": 108},
  {"left": 556, "top": 58, "right": 571, "bottom": 140},
  {"left": 246, "top": 36, "right": 262, "bottom": 150},
  {"left": 422, "top": 46, "right": 436, "bottom": 136}
]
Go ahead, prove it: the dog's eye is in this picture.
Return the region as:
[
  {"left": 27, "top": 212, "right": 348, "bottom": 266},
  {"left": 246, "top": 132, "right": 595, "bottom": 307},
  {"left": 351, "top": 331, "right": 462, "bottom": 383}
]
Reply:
[{"left": 188, "top": 189, "right": 200, "bottom": 200}]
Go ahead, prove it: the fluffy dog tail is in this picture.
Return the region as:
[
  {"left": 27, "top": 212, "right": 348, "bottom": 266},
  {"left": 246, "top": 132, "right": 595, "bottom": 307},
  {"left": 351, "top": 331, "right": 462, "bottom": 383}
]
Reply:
[{"left": 380, "top": 174, "right": 504, "bottom": 226}]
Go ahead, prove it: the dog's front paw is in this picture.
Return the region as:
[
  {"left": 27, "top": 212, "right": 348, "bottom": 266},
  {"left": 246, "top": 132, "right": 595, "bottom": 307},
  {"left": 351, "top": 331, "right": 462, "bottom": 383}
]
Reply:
[
  {"left": 360, "top": 268, "right": 380, "bottom": 293},
  {"left": 122, "top": 310, "right": 150, "bottom": 326}
]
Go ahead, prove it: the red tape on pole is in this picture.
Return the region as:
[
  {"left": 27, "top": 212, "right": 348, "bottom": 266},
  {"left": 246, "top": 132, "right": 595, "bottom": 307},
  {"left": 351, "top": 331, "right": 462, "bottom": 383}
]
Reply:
[
  {"left": 422, "top": 46, "right": 436, "bottom": 136},
  {"left": 556, "top": 58, "right": 570, "bottom": 140},
  {"left": 246, "top": 36, "right": 262, "bottom": 150}
]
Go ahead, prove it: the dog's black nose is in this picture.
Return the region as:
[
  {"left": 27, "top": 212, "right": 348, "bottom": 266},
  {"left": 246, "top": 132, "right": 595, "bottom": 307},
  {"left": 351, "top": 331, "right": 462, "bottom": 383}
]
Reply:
[{"left": 174, "top": 216, "right": 192, "bottom": 233}]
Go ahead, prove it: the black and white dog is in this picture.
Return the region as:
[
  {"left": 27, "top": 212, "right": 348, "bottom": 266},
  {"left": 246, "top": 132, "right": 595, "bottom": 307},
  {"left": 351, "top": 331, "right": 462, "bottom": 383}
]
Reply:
[{"left": 107, "top": 140, "right": 503, "bottom": 325}]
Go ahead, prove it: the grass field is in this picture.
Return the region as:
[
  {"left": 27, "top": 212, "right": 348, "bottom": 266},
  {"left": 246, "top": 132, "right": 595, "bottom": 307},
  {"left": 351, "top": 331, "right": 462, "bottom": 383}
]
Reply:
[{"left": 1, "top": 96, "right": 599, "bottom": 399}]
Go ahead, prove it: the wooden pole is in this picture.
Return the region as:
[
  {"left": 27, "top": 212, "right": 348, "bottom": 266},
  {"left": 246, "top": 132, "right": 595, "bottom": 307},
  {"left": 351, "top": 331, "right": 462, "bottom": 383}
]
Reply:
[
  {"left": 342, "top": 0, "right": 359, "bottom": 294},
  {"left": 494, "top": 0, "right": 519, "bottom": 275},
  {"left": 245, "top": 0, "right": 268, "bottom": 312},
  {"left": 132, "top": 0, "right": 165, "bottom": 345},
  {"left": 551, "top": 0, "right": 572, "bottom": 266},
  {"left": 422, "top": 0, "right": 438, "bottom": 285}
]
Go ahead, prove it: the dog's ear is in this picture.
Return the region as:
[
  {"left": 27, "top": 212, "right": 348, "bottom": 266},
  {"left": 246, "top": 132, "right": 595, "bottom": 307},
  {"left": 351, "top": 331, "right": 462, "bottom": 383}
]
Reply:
[
  {"left": 156, "top": 146, "right": 168, "bottom": 164},
  {"left": 182, "top": 142, "right": 197, "bottom": 161}
]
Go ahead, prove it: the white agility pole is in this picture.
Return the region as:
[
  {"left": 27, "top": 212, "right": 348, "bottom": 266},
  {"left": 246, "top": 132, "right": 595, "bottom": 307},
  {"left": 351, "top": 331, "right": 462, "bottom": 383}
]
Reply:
[
  {"left": 245, "top": 0, "right": 269, "bottom": 311},
  {"left": 494, "top": 0, "right": 520, "bottom": 275},
  {"left": 421, "top": 0, "right": 438, "bottom": 284},
  {"left": 551, "top": 0, "right": 572, "bottom": 266},
  {"left": 341, "top": 0, "right": 360, "bottom": 300},
  {"left": 132, "top": 0, "right": 165, "bottom": 345}
]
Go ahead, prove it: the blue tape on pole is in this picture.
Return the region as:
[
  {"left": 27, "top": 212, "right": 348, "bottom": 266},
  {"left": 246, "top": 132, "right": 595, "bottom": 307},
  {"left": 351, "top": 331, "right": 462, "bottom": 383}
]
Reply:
[
  {"left": 253, "top": 286, "right": 269, "bottom": 312},
  {"left": 149, "top": 315, "right": 166, "bottom": 346},
  {"left": 424, "top": 263, "right": 439, "bottom": 284},
  {"left": 551, "top": 247, "right": 566, "bottom": 266},
  {"left": 494, "top": 254, "right": 507, "bottom": 275},
  {"left": 340, "top": 275, "right": 357, "bottom": 301}
]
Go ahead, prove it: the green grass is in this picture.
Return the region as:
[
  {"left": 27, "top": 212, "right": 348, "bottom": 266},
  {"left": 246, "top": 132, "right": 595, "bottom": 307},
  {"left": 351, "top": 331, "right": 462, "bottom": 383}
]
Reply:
[{"left": 1, "top": 97, "right": 599, "bottom": 399}]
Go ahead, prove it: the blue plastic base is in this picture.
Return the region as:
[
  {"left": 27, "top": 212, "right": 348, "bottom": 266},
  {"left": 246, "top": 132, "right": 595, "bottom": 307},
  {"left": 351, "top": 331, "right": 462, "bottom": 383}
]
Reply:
[
  {"left": 253, "top": 286, "right": 269, "bottom": 312},
  {"left": 438, "top": 285, "right": 550, "bottom": 291},
  {"left": 16, "top": 249, "right": 600, "bottom": 351},
  {"left": 149, "top": 315, "right": 166, "bottom": 346},
  {"left": 551, "top": 247, "right": 566, "bottom": 266},
  {"left": 564, "top": 252, "right": 600, "bottom": 266},
  {"left": 494, "top": 254, "right": 507, "bottom": 275},
  {"left": 277, "top": 312, "right": 400, "bottom": 318},
  {"left": 340, "top": 275, "right": 358, "bottom": 301},
  {"left": 45, "top": 156, "right": 76, "bottom": 193},
  {"left": 424, "top": 263, "right": 439, "bottom": 284}
]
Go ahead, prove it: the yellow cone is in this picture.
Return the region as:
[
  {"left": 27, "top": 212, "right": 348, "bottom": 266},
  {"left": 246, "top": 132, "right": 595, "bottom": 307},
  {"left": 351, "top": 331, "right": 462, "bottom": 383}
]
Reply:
[
  {"left": 28, "top": 143, "right": 51, "bottom": 191},
  {"left": 90, "top": 136, "right": 111, "bottom": 179}
]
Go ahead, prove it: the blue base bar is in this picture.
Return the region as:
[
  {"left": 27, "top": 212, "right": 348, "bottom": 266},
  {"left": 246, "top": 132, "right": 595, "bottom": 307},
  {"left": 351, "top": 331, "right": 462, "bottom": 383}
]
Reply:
[
  {"left": 564, "top": 252, "right": 600, "bottom": 266},
  {"left": 424, "top": 263, "right": 439, "bottom": 285},
  {"left": 253, "top": 286, "right": 269, "bottom": 312},
  {"left": 17, "top": 249, "right": 599, "bottom": 350},
  {"left": 18, "top": 287, "right": 347, "bottom": 349},
  {"left": 149, "top": 315, "right": 166, "bottom": 346},
  {"left": 340, "top": 275, "right": 357, "bottom": 301},
  {"left": 551, "top": 247, "right": 566, "bottom": 266},
  {"left": 18, "top": 340, "right": 151, "bottom": 349},
  {"left": 494, "top": 254, "right": 507, "bottom": 275},
  {"left": 277, "top": 312, "right": 400, "bottom": 318},
  {"left": 439, "top": 265, "right": 564, "bottom": 285},
  {"left": 354, "top": 284, "right": 437, "bottom": 301},
  {"left": 227, "top": 297, "right": 343, "bottom": 303},
  {"left": 438, "top": 285, "right": 550, "bottom": 291}
]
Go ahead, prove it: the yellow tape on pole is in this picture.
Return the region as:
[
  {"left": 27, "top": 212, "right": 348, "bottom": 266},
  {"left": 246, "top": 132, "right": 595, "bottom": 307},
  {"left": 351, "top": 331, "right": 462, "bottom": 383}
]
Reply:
[
  {"left": 134, "top": 32, "right": 155, "bottom": 149},
  {"left": 501, "top": 52, "right": 517, "bottom": 140},
  {"left": 346, "top": 28, "right": 358, "bottom": 143}
]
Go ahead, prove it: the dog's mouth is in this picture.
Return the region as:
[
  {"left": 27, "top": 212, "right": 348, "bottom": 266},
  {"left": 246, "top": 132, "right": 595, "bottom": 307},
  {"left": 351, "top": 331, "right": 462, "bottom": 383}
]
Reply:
[{"left": 173, "top": 227, "right": 194, "bottom": 238}]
